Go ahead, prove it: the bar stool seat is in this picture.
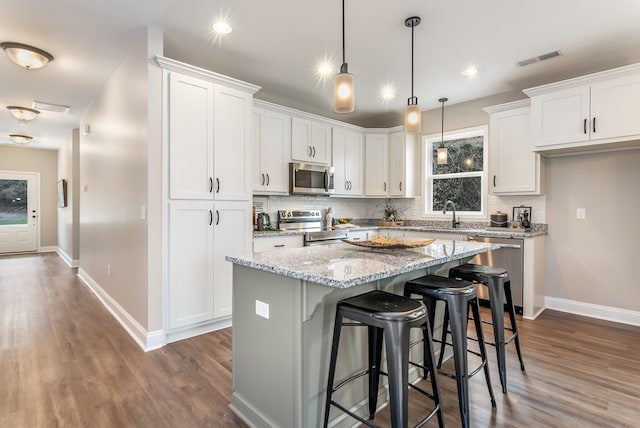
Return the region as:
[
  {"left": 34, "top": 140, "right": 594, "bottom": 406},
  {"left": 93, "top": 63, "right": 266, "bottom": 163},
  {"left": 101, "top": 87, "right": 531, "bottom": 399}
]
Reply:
[
  {"left": 448, "top": 263, "right": 525, "bottom": 393},
  {"left": 323, "top": 290, "right": 444, "bottom": 428},
  {"left": 404, "top": 275, "right": 496, "bottom": 428}
]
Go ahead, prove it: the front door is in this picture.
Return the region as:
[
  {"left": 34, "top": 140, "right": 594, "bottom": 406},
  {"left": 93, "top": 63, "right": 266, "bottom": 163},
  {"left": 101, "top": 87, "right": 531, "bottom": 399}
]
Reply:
[{"left": 0, "top": 171, "right": 38, "bottom": 253}]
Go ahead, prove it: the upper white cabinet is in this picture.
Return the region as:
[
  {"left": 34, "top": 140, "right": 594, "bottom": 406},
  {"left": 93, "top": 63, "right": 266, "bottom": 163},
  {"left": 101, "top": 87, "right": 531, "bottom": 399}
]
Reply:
[
  {"left": 388, "top": 131, "right": 417, "bottom": 197},
  {"left": 484, "top": 100, "right": 544, "bottom": 195},
  {"left": 332, "top": 127, "right": 364, "bottom": 196},
  {"left": 253, "top": 106, "right": 291, "bottom": 194},
  {"left": 525, "top": 63, "right": 640, "bottom": 154},
  {"left": 364, "top": 133, "right": 389, "bottom": 196},
  {"left": 168, "top": 72, "right": 214, "bottom": 200},
  {"left": 291, "top": 117, "right": 331, "bottom": 164}
]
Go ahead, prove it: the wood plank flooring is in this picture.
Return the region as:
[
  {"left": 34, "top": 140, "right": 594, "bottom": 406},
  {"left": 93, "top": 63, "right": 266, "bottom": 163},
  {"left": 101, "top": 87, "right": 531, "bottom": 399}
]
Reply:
[{"left": 2, "top": 253, "right": 639, "bottom": 427}]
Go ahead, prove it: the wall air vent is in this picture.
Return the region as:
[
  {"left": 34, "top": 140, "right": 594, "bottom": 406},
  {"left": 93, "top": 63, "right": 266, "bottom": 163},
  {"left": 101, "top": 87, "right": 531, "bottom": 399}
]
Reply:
[
  {"left": 32, "top": 100, "right": 71, "bottom": 113},
  {"left": 517, "top": 50, "right": 562, "bottom": 67}
]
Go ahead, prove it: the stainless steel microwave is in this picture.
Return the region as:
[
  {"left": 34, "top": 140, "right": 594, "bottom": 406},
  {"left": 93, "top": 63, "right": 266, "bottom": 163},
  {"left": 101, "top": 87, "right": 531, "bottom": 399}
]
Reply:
[{"left": 289, "top": 163, "right": 335, "bottom": 195}]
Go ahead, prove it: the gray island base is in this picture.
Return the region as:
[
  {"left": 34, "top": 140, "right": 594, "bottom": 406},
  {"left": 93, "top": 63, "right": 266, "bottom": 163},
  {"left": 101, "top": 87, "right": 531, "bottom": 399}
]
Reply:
[{"left": 226, "top": 240, "right": 500, "bottom": 427}]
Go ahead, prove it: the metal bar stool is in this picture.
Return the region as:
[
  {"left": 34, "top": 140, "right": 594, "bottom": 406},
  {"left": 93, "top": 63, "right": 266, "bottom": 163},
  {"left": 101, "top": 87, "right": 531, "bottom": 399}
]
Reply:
[
  {"left": 323, "top": 290, "right": 444, "bottom": 428},
  {"left": 404, "top": 275, "right": 496, "bottom": 428},
  {"left": 448, "top": 263, "right": 525, "bottom": 393}
]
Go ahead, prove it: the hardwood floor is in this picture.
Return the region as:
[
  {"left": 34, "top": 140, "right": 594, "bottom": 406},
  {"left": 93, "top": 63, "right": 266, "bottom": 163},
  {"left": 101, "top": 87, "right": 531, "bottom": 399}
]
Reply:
[{"left": 1, "top": 253, "right": 639, "bottom": 427}]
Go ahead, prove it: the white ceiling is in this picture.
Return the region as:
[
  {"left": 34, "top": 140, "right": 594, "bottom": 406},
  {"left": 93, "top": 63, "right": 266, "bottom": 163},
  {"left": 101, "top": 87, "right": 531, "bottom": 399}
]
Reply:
[{"left": 2, "top": 0, "right": 640, "bottom": 150}]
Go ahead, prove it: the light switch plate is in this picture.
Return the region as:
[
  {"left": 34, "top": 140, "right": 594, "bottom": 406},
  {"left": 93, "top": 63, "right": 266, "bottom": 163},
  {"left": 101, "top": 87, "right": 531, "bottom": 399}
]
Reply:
[{"left": 255, "top": 300, "right": 270, "bottom": 319}]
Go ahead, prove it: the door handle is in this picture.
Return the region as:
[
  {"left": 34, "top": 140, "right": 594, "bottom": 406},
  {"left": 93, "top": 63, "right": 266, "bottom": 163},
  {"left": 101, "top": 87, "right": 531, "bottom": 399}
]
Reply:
[
  {"left": 266, "top": 174, "right": 270, "bottom": 186},
  {"left": 493, "top": 175, "right": 496, "bottom": 187},
  {"left": 592, "top": 117, "right": 596, "bottom": 133},
  {"left": 308, "top": 146, "right": 312, "bottom": 157},
  {"left": 312, "top": 146, "right": 316, "bottom": 157},
  {"left": 209, "top": 177, "right": 213, "bottom": 192},
  {"left": 209, "top": 210, "right": 213, "bottom": 225},
  {"left": 583, "top": 118, "right": 587, "bottom": 134},
  {"left": 399, "top": 181, "right": 402, "bottom": 192},
  {"left": 383, "top": 182, "right": 386, "bottom": 192},
  {"left": 216, "top": 178, "right": 220, "bottom": 193},
  {"left": 215, "top": 210, "right": 220, "bottom": 225},
  {"left": 261, "top": 173, "right": 265, "bottom": 186},
  {"left": 273, "top": 244, "right": 285, "bottom": 248}
]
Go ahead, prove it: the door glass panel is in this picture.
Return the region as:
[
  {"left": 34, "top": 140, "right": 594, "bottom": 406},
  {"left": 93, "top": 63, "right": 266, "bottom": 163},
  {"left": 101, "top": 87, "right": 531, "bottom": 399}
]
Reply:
[{"left": 0, "top": 179, "right": 28, "bottom": 225}]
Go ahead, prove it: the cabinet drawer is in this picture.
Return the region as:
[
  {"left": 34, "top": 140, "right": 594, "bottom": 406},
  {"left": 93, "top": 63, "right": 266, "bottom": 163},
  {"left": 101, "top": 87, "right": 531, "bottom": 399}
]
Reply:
[{"left": 253, "top": 235, "right": 303, "bottom": 252}]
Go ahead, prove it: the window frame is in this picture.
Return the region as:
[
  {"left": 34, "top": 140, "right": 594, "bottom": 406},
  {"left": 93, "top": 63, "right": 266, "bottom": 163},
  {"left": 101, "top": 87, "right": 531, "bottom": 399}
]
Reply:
[{"left": 422, "top": 125, "right": 488, "bottom": 219}]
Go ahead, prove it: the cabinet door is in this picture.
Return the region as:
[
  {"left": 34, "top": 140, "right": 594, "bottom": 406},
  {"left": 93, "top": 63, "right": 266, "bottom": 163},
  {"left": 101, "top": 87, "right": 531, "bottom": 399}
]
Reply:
[
  {"left": 489, "top": 105, "right": 542, "bottom": 194},
  {"left": 291, "top": 117, "right": 312, "bottom": 162},
  {"left": 214, "top": 85, "right": 252, "bottom": 201},
  {"left": 331, "top": 127, "right": 348, "bottom": 195},
  {"left": 346, "top": 132, "right": 364, "bottom": 195},
  {"left": 168, "top": 201, "right": 214, "bottom": 329},
  {"left": 212, "top": 201, "right": 252, "bottom": 319},
  {"left": 365, "top": 134, "right": 389, "bottom": 196},
  {"left": 590, "top": 73, "right": 640, "bottom": 140},
  {"left": 260, "top": 109, "right": 291, "bottom": 193},
  {"left": 252, "top": 108, "right": 265, "bottom": 191},
  {"left": 168, "top": 72, "right": 214, "bottom": 200},
  {"left": 531, "top": 86, "right": 590, "bottom": 147},
  {"left": 311, "top": 122, "right": 331, "bottom": 164}
]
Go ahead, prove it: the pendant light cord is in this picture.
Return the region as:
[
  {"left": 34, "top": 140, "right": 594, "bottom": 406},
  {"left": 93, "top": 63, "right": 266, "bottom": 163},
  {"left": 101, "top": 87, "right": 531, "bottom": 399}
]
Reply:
[
  {"left": 342, "top": 0, "right": 346, "bottom": 65},
  {"left": 441, "top": 99, "right": 444, "bottom": 143},
  {"left": 410, "top": 23, "right": 414, "bottom": 98}
]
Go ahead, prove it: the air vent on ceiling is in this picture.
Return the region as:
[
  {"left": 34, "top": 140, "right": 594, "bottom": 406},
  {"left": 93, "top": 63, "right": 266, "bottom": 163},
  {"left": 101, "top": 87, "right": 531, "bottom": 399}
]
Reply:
[
  {"left": 517, "top": 50, "right": 562, "bottom": 67},
  {"left": 32, "top": 100, "right": 70, "bottom": 113}
]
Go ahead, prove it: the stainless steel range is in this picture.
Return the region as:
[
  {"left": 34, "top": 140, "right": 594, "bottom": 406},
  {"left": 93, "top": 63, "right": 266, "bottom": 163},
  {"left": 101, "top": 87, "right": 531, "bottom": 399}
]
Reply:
[{"left": 277, "top": 210, "right": 348, "bottom": 246}]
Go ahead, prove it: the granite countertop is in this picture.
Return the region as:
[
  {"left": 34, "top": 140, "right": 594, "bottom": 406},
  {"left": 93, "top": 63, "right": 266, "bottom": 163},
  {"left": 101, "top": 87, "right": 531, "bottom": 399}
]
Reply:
[{"left": 226, "top": 240, "right": 500, "bottom": 289}]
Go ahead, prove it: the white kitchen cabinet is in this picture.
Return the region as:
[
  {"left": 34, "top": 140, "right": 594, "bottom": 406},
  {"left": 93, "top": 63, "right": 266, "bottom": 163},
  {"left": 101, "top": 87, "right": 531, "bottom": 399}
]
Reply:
[
  {"left": 214, "top": 85, "right": 253, "bottom": 201},
  {"left": 332, "top": 127, "right": 364, "bottom": 196},
  {"left": 253, "top": 234, "right": 304, "bottom": 252},
  {"left": 388, "top": 131, "right": 417, "bottom": 197},
  {"left": 525, "top": 64, "right": 640, "bottom": 154},
  {"left": 291, "top": 117, "right": 330, "bottom": 164},
  {"left": 346, "top": 229, "right": 377, "bottom": 242},
  {"left": 484, "top": 100, "right": 544, "bottom": 195},
  {"left": 253, "top": 107, "right": 291, "bottom": 194},
  {"left": 364, "top": 133, "right": 389, "bottom": 196},
  {"left": 168, "top": 72, "right": 214, "bottom": 200},
  {"left": 168, "top": 200, "right": 251, "bottom": 329}
]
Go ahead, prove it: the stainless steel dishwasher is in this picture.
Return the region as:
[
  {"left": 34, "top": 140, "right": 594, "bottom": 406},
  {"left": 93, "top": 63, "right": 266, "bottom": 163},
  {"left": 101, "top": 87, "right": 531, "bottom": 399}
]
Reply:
[{"left": 466, "top": 235, "right": 524, "bottom": 314}]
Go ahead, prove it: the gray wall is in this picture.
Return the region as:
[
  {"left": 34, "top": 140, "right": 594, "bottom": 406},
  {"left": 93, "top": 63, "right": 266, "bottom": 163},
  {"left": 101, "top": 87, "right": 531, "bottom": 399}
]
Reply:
[
  {"left": 545, "top": 149, "right": 640, "bottom": 311},
  {"left": 57, "top": 128, "right": 80, "bottom": 262},
  {"left": 0, "top": 145, "right": 58, "bottom": 248},
  {"left": 80, "top": 29, "right": 151, "bottom": 330}
]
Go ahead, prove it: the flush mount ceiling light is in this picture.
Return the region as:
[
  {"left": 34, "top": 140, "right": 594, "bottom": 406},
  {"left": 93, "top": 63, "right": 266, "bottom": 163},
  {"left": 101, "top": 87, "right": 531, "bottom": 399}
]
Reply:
[
  {"left": 1, "top": 42, "right": 54, "bottom": 70},
  {"left": 461, "top": 65, "right": 478, "bottom": 78},
  {"left": 9, "top": 134, "right": 33, "bottom": 144},
  {"left": 437, "top": 97, "right": 448, "bottom": 165},
  {"left": 333, "top": 0, "right": 354, "bottom": 113},
  {"left": 404, "top": 16, "right": 422, "bottom": 133},
  {"left": 7, "top": 106, "right": 40, "bottom": 124},
  {"left": 212, "top": 21, "right": 232, "bottom": 34},
  {"left": 381, "top": 85, "right": 395, "bottom": 100}
]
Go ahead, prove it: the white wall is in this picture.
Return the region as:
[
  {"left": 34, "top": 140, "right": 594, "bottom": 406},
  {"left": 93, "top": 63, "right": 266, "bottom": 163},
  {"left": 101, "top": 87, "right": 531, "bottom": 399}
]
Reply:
[
  {"left": 80, "top": 29, "right": 151, "bottom": 330},
  {"left": 545, "top": 149, "right": 640, "bottom": 312},
  {"left": 0, "top": 146, "right": 58, "bottom": 247},
  {"left": 57, "top": 128, "right": 80, "bottom": 264}
]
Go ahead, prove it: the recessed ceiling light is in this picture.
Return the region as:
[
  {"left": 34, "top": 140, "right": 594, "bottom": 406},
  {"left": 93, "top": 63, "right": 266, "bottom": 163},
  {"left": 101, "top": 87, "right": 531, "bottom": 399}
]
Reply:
[
  {"left": 1, "top": 42, "right": 54, "bottom": 70},
  {"left": 461, "top": 65, "right": 478, "bottom": 78},
  {"left": 213, "top": 21, "right": 232, "bottom": 34},
  {"left": 318, "top": 63, "right": 333, "bottom": 75},
  {"left": 9, "top": 134, "right": 33, "bottom": 144},
  {"left": 381, "top": 85, "right": 395, "bottom": 100}
]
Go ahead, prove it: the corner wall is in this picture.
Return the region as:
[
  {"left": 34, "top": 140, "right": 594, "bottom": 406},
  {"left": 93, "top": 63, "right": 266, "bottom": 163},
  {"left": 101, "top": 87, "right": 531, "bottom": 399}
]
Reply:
[{"left": 57, "top": 128, "right": 80, "bottom": 265}]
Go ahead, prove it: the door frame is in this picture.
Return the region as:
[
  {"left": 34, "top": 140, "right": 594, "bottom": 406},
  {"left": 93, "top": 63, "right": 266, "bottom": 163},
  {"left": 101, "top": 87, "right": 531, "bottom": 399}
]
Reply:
[{"left": 0, "top": 170, "right": 41, "bottom": 253}]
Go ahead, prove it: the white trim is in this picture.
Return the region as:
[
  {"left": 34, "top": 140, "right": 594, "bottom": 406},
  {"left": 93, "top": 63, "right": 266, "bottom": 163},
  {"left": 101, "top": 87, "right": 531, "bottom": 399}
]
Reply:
[
  {"left": 56, "top": 247, "right": 79, "bottom": 268},
  {"left": 38, "top": 245, "right": 57, "bottom": 253},
  {"left": 545, "top": 296, "right": 640, "bottom": 327},
  {"left": 77, "top": 268, "right": 167, "bottom": 351}
]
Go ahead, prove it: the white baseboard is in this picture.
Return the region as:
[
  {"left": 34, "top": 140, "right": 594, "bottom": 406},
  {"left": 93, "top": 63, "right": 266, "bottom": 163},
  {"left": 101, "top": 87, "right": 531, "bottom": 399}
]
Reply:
[
  {"left": 77, "top": 268, "right": 166, "bottom": 351},
  {"left": 545, "top": 296, "right": 640, "bottom": 327},
  {"left": 56, "top": 247, "right": 79, "bottom": 268},
  {"left": 39, "top": 245, "right": 58, "bottom": 253}
]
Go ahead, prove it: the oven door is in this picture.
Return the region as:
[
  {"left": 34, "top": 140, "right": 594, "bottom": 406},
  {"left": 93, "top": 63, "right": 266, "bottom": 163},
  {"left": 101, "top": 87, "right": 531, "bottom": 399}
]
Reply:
[{"left": 290, "top": 163, "right": 334, "bottom": 195}]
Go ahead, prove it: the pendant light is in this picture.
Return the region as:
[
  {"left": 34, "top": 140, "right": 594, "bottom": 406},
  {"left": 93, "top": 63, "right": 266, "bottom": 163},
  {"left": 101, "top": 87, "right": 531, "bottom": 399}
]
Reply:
[
  {"left": 404, "top": 16, "right": 421, "bottom": 133},
  {"left": 437, "top": 97, "right": 448, "bottom": 165},
  {"left": 333, "top": 0, "right": 354, "bottom": 113},
  {"left": 1, "top": 42, "right": 54, "bottom": 70},
  {"left": 7, "top": 106, "right": 40, "bottom": 124}
]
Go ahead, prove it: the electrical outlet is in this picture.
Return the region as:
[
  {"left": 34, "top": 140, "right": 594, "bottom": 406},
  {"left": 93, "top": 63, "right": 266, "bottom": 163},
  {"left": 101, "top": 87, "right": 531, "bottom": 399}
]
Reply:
[
  {"left": 576, "top": 208, "right": 586, "bottom": 220},
  {"left": 255, "top": 300, "right": 269, "bottom": 319}
]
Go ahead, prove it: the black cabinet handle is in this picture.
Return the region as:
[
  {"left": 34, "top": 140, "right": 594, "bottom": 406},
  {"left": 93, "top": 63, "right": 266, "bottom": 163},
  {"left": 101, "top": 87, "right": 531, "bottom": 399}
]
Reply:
[
  {"left": 592, "top": 117, "right": 596, "bottom": 133},
  {"left": 344, "top": 181, "right": 348, "bottom": 190},
  {"left": 348, "top": 180, "right": 352, "bottom": 190},
  {"left": 399, "top": 181, "right": 402, "bottom": 192},
  {"left": 383, "top": 182, "right": 386, "bottom": 192},
  {"left": 215, "top": 210, "right": 220, "bottom": 225},
  {"left": 216, "top": 178, "right": 220, "bottom": 193},
  {"left": 308, "top": 146, "right": 312, "bottom": 157},
  {"left": 273, "top": 244, "right": 285, "bottom": 248},
  {"left": 209, "top": 177, "right": 213, "bottom": 193},
  {"left": 209, "top": 210, "right": 213, "bottom": 225},
  {"left": 493, "top": 175, "right": 496, "bottom": 187},
  {"left": 266, "top": 174, "right": 270, "bottom": 185},
  {"left": 261, "top": 173, "right": 265, "bottom": 186},
  {"left": 584, "top": 118, "right": 587, "bottom": 134},
  {"left": 312, "top": 146, "right": 316, "bottom": 157}
]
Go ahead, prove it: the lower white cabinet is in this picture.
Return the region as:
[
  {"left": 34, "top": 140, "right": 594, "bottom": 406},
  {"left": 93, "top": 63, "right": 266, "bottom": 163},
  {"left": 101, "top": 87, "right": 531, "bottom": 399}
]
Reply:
[
  {"left": 347, "top": 229, "right": 377, "bottom": 241},
  {"left": 168, "top": 200, "right": 251, "bottom": 330},
  {"left": 253, "top": 234, "right": 303, "bottom": 252}
]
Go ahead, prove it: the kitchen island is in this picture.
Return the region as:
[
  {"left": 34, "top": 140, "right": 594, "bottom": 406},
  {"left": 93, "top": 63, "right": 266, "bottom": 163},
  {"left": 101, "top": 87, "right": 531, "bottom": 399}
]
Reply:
[{"left": 226, "top": 239, "right": 500, "bottom": 427}]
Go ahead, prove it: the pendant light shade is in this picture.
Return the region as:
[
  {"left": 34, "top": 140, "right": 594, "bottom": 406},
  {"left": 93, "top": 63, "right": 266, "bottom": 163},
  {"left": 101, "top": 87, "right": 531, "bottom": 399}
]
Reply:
[
  {"left": 334, "top": 0, "right": 354, "bottom": 113},
  {"left": 1, "top": 42, "right": 54, "bottom": 70},
  {"left": 404, "top": 17, "right": 422, "bottom": 133},
  {"left": 437, "top": 97, "right": 448, "bottom": 165},
  {"left": 7, "top": 106, "right": 40, "bottom": 124}
]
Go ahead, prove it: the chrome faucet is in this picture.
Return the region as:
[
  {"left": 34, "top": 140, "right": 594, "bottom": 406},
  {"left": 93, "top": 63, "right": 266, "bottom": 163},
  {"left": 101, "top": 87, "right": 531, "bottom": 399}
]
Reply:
[{"left": 443, "top": 200, "right": 459, "bottom": 228}]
